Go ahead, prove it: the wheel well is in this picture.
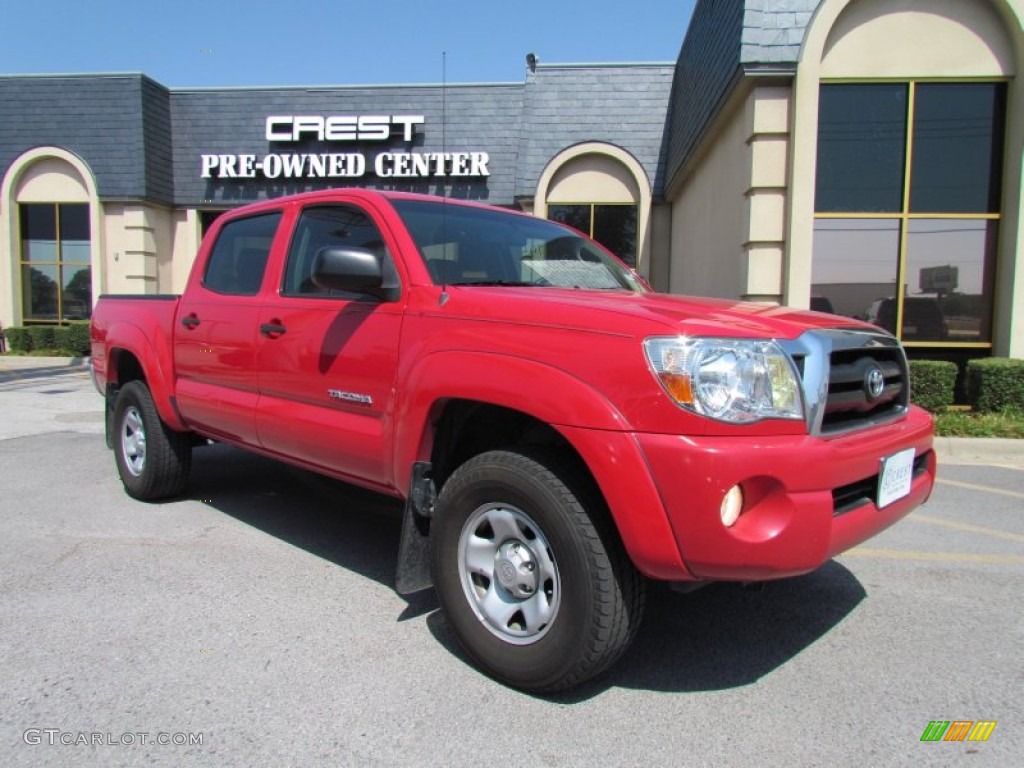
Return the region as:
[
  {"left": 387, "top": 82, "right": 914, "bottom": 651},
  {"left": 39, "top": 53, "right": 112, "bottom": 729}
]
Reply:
[
  {"left": 429, "top": 400, "right": 599, "bottom": 501},
  {"left": 110, "top": 349, "right": 146, "bottom": 387}
]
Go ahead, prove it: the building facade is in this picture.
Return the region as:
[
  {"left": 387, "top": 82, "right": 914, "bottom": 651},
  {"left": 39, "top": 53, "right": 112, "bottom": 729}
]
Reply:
[{"left": 2, "top": 0, "right": 1023, "bottom": 362}]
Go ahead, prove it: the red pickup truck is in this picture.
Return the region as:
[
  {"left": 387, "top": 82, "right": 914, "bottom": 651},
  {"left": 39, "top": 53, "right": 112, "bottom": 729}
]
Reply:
[{"left": 90, "top": 189, "right": 935, "bottom": 692}]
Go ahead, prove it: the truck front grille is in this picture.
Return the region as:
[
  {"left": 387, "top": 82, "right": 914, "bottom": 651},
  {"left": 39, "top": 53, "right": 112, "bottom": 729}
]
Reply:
[
  {"left": 781, "top": 329, "right": 910, "bottom": 437},
  {"left": 821, "top": 346, "right": 907, "bottom": 435}
]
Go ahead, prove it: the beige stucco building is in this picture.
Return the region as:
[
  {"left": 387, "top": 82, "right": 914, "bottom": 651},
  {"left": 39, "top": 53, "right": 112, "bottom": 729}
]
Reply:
[{"left": 662, "top": 0, "right": 1024, "bottom": 367}]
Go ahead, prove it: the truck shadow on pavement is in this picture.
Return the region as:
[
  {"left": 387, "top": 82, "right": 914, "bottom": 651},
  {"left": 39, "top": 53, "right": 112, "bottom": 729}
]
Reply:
[
  {"left": 425, "top": 565, "right": 866, "bottom": 700},
  {"left": 186, "top": 444, "right": 866, "bottom": 699}
]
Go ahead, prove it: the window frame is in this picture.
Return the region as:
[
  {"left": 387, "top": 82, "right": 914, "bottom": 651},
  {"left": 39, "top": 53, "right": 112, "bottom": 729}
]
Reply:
[
  {"left": 814, "top": 77, "right": 1008, "bottom": 349},
  {"left": 18, "top": 202, "right": 92, "bottom": 325},
  {"left": 201, "top": 211, "right": 282, "bottom": 297},
  {"left": 279, "top": 203, "right": 397, "bottom": 300}
]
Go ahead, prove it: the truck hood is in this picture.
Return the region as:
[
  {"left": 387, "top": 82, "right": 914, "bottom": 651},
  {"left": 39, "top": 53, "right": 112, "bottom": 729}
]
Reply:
[{"left": 437, "top": 286, "right": 874, "bottom": 340}]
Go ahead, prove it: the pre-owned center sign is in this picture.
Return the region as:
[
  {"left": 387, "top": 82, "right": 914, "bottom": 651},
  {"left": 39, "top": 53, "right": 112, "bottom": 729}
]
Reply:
[{"left": 200, "top": 114, "right": 490, "bottom": 180}]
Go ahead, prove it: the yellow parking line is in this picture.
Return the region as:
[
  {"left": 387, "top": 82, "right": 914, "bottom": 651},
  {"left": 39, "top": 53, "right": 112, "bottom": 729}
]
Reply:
[
  {"left": 842, "top": 548, "right": 1024, "bottom": 565},
  {"left": 936, "top": 477, "right": 1024, "bottom": 500},
  {"left": 911, "top": 514, "right": 1024, "bottom": 544}
]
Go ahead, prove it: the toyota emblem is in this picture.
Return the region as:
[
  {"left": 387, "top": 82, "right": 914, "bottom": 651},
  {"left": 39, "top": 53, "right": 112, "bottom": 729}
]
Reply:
[{"left": 865, "top": 366, "right": 885, "bottom": 400}]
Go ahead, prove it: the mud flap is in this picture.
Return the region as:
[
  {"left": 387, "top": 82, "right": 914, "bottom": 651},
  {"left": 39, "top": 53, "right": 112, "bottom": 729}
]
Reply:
[
  {"left": 395, "top": 462, "right": 436, "bottom": 595},
  {"left": 104, "top": 384, "right": 118, "bottom": 449}
]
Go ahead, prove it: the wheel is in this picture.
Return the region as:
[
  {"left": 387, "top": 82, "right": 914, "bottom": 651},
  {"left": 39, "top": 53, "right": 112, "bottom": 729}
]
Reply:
[
  {"left": 431, "top": 449, "right": 645, "bottom": 693},
  {"left": 113, "top": 381, "right": 192, "bottom": 500}
]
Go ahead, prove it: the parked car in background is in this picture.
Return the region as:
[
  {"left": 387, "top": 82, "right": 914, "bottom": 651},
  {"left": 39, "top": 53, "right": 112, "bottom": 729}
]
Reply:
[{"left": 866, "top": 297, "right": 949, "bottom": 341}]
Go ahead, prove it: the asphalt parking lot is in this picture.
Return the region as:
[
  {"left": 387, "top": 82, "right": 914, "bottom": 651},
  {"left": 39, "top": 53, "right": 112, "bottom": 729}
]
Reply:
[{"left": 0, "top": 359, "right": 1021, "bottom": 767}]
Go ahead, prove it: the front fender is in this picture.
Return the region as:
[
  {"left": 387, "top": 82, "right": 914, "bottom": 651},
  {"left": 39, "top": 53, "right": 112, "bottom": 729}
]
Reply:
[
  {"left": 393, "top": 350, "right": 630, "bottom": 481},
  {"left": 104, "top": 322, "right": 185, "bottom": 431},
  {"left": 391, "top": 351, "right": 692, "bottom": 580}
]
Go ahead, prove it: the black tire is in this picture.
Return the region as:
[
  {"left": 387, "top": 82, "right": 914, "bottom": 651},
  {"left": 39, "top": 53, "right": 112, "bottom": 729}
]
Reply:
[
  {"left": 112, "top": 381, "right": 192, "bottom": 500},
  {"left": 431, "top": 449, "right": 645, "bottom": 693}
]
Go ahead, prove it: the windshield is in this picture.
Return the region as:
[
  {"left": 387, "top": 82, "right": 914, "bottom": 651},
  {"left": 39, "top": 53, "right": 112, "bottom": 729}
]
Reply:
[{"left": 390, "top": 199, "right": 648, "bottom": 292}]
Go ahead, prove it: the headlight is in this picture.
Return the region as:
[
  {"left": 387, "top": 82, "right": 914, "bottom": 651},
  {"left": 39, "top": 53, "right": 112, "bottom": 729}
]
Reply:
[{"left": 644, "top": 337, "right": 804, "bottom": 424}]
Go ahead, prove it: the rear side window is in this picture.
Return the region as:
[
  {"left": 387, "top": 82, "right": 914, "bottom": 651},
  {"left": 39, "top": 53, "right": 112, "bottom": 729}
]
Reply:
[
  {"left": 282, "top": 205, "right": 392, "bottom": 296},
  {"left": 203, "top": 212, "right": 282, "bottom": 295}
]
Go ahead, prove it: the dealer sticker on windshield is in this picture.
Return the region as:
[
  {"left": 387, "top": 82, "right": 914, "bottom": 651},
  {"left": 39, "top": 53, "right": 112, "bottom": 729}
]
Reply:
[{"left": 877, "top": 447, "right": 916, "bottom": 508}]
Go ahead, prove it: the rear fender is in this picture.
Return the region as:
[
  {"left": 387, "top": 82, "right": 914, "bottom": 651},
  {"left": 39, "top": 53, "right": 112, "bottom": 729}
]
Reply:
[{"left": 105, "top": 323, "right": 185, "bottom": 431}]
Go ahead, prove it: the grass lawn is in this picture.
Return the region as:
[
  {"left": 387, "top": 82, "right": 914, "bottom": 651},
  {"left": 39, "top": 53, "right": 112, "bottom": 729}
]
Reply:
[{"left": 932, "top": 408, "right": 1024, "bottom": 438}]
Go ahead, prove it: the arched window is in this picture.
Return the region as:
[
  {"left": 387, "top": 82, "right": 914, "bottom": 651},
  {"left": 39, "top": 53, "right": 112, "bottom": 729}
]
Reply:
[
  {"left": 19, "top": 202, "right": 92, "bottom": 322},
  {"left": 2, "top": 148, "right": 101, "bottom": 327},
  {"left": 536, "top": 143, "right": 651, "bottom": 270}
]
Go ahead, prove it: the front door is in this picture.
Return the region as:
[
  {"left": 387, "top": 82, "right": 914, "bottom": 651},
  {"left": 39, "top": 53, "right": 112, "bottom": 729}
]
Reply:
[{"left": 255, "top": 203, "right": 405, "bottom": 491}]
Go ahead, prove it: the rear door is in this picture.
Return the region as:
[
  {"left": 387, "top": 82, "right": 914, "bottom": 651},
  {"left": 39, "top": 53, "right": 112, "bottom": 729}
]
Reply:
[
  {"left": 254, "top": 202, "right": 405, "bottom": 491},
  {"left": 174, "top": 210, "right": 284, "bottom": 445}
]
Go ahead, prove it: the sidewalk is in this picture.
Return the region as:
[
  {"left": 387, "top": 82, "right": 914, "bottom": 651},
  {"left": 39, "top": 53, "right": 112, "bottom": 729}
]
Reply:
[{"left": 1, "top": 355, "right": 1021, "bottom": 467}]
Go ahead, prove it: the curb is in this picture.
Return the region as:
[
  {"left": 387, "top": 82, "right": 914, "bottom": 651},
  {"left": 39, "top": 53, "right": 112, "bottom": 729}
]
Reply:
[
  {"left": 934, "top": 437, "right": 1024, "bottom": 467},
  {"left": 0, "top": 356, "right": 89, "bottom": 383},
  {"left": 0, "top": 356, "right": 87, "bottom": 369}
]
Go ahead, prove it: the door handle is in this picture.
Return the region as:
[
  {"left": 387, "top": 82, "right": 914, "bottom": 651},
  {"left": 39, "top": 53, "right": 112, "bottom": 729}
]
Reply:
[
  {"left": 260, "top": 322, "right": 287, "bottom": 337},
  {"left": 181, "top": 314, "right": 200, "bottom": 329}
]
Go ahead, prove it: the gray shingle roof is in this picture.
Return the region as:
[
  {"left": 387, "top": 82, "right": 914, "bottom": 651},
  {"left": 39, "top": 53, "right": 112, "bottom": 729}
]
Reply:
[
  {"left": 666, "top": 0, "right": 820, "bottom": 191},
  {"left": 514, "top": 64, "right": 675, "bottom": 199},
  {"left": 741, "top": 0, "right": 819, "bottom": 63},
  {"left": 0, "top": 74, "right": 150, "bottom": 200}
]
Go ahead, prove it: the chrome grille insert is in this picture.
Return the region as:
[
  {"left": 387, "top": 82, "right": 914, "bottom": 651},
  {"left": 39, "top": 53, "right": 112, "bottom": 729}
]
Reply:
[{"left": 780, "top": 329, "right": 910, "bottom": 437}]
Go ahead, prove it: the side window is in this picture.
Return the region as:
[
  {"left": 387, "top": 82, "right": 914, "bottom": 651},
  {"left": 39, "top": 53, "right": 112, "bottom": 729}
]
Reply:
[
  {"left": 203, "top": 212, "right": 282, "bottom": 295},
  {"left": 283, "top": 205, "right": 392, "bottom": 296}
]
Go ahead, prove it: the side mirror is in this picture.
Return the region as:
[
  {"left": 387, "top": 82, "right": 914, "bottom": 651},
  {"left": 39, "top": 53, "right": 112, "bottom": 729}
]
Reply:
[{"left": 311, "top": 247, "right": 396, "bottom": 300}]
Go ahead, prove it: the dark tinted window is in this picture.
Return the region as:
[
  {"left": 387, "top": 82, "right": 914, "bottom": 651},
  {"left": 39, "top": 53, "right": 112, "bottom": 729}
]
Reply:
[
  {"left": 548, "top": 203, "right": 638, "bottom": 267},
  {"left": 59, "top": 204, "right": 90, "bottom": 241},
  {"left": 282, "top": 205, "right": 390, "bottom": 296},
  {"left": 910, "top": 83, "right": 1006, "bottom": 213},
  {"left": 811, "top": 218, "right": 901, "bottom": 322},
  {"left": 816, "top": 84, "right": 907, "bottom": 213},
  {"left": 548, "top": 205, "right": 590, "bottom": 234},
  {"left": 203, "top": 212, "right": 281, "bottom": 295},
  {"left": 593, "top": 205, "right": 638, "bottom": 268},
  {"left": 812, "top": 81, "right": 1006, "bottom": 348},
  {"left": 20, "top": 205, "right": 57, "bottom": 259},
  {"left": 19, "top": 203, "right": 92, "bottom": 322},
  {"left": 201, "top": 210, "right": 226, "bottom": 238},
  {"left": 904, "top": 219, "right": 997, "bottom": 342}
]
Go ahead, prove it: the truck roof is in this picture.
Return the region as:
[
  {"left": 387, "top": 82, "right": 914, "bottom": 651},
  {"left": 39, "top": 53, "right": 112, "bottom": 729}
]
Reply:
[{"left": 214, "top": 188, "right": 522, "bottom": 217}]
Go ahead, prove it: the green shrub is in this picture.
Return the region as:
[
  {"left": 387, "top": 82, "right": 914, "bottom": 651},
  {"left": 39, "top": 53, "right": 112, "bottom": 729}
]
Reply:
[
  {"left": 2, "top": 322, "right": 90, "bottom": 356},
  {"left": 66, "top": 321, "right": 92, "bottom": 356},
  {"left": 27, "top": 325, "right": 57, "bottom": 351},
  {"left": 909, "top": 360, "right": 957, "bottom": 412},
  {"left": 967, "top": 358, "right": 1024, "bottom": 412},
  {"left": 53, "top": 326, "right": 73, "bottom": 356},
  {"left": 3, "top": 326, "right": 32, "bottom": 352}
]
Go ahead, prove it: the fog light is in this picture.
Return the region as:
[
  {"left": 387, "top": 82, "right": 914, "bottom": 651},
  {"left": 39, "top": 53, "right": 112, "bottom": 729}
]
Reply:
[{"left": 721, "top": 485, "right": 744, "bottom": 527}]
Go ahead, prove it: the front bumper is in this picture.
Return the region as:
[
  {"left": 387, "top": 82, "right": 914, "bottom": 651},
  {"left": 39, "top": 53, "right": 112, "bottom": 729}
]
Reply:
[{"left": 635, "top": 406, "right": 935, "bottom": 581}]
